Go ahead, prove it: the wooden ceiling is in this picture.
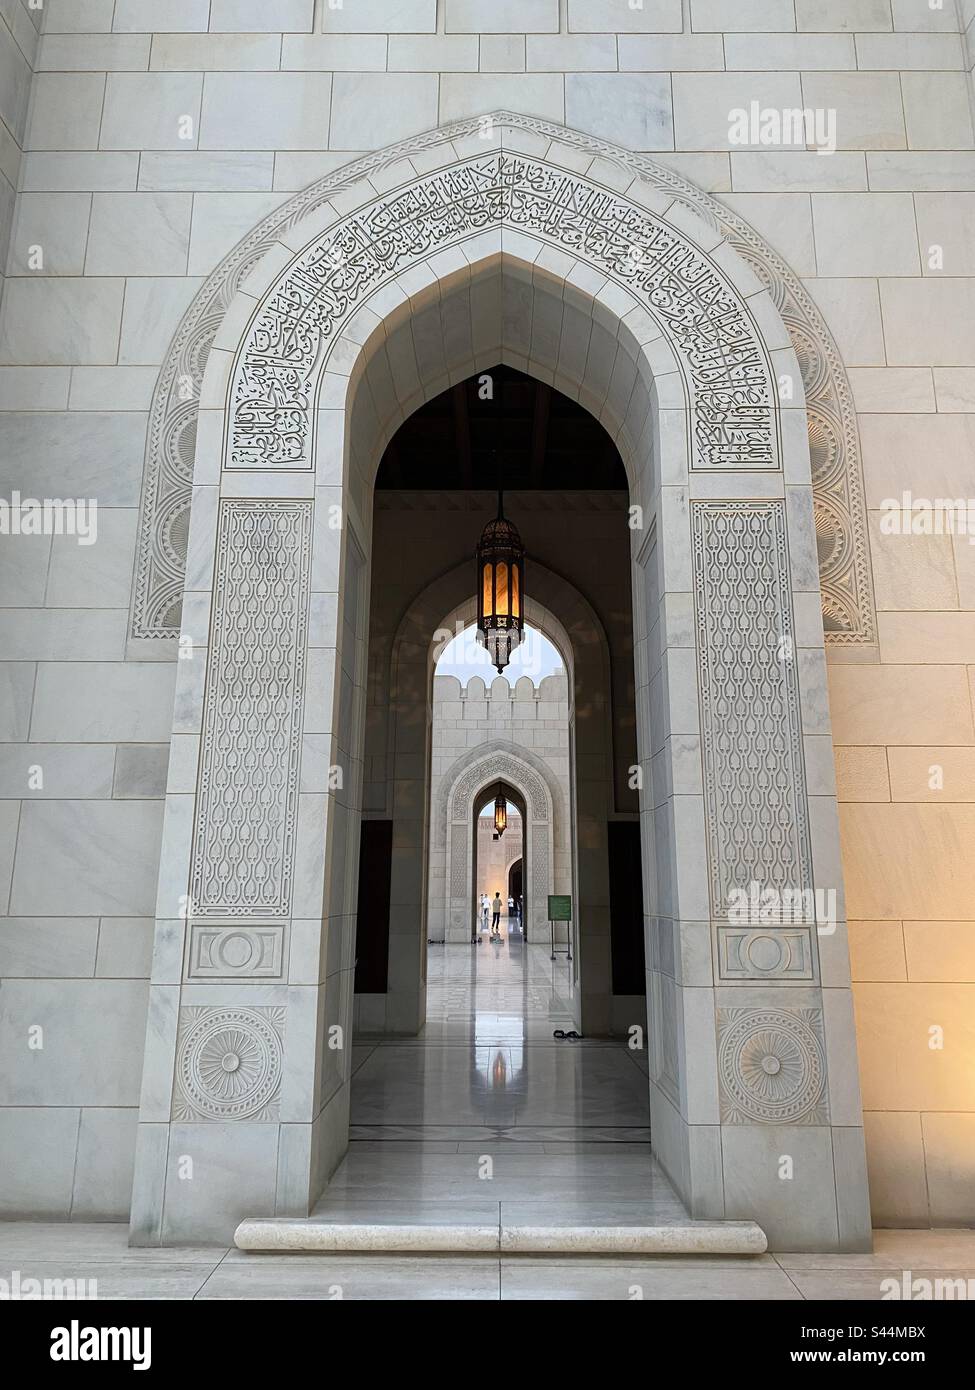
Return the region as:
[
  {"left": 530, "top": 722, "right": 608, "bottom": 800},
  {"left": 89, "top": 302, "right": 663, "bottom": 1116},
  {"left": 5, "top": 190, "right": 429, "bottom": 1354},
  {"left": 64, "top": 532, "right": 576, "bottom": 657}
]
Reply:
[{"left": 375, "top": 365, "right": 628, "bottom": 492}]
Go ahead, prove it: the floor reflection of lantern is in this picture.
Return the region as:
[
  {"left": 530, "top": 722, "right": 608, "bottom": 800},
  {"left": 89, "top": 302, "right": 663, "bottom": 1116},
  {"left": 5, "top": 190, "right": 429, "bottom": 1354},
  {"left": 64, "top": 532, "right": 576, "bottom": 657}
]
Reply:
[{"left": 491, "top": 1050, "right": 507, "bottom": 1089}]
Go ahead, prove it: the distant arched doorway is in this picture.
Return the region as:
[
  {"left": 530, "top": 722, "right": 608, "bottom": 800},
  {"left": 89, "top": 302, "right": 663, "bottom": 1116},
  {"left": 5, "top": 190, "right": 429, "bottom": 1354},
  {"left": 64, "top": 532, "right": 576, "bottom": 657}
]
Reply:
[{"left": 507, "top": 858, "right": 523, "bottom": 907}]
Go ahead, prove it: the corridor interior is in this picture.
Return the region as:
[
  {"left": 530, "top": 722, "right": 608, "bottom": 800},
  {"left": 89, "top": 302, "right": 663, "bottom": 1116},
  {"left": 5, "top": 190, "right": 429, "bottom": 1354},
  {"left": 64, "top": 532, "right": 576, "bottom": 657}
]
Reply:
[{"left": 327, "top": 924, "right": 690, "bottom": 1229}]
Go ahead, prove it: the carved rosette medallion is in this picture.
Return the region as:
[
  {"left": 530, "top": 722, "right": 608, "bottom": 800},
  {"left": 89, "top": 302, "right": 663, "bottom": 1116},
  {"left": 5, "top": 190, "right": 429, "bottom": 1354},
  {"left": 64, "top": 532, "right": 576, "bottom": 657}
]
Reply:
[
  {"left": 173, "top": 1006, "right": 285, "bottom": 1122},
  {"left": 717, "top": 1007, "right": 828, "bottom": 1126}
]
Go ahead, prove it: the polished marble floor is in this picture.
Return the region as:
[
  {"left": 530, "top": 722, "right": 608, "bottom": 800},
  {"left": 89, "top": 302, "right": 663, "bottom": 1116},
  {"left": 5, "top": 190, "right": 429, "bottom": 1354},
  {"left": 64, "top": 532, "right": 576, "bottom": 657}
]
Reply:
[
  {"left": 332, "top": 930, "right": 671, "bottom": 1227},
  {"left": 6, "top": 933, "right": 969, "bottom": 1298},
  {"left": 3, "top": 1224, "right": 975, "bottom": 1300}
]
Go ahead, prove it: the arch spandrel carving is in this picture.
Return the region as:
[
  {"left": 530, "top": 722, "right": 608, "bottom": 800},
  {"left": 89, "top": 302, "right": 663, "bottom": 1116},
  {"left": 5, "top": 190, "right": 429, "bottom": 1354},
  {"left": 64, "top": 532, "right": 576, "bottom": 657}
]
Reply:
[
  {"left": 434, "top": 738, "right": 563, "bottom": 848},
  {"left": 130, "top": 112, "right": 874, "bottom": 650},
  {"left": 227, "top": 152, "right": 779, "bottom": 475}
]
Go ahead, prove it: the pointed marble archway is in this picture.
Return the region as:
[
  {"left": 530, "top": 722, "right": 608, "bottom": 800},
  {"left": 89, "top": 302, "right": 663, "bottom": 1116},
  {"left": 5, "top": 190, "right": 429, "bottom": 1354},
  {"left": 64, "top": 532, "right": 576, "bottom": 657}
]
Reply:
[{"left": 129, "top": 114, "right": 871, "bottom": 1253}]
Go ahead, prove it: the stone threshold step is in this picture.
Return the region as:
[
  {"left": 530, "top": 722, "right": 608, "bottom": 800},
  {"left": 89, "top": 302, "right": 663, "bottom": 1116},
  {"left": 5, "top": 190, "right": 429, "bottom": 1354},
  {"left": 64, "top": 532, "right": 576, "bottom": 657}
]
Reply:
[{"left": 234, "top": 1219, "right": 767, "bottom": 1256}]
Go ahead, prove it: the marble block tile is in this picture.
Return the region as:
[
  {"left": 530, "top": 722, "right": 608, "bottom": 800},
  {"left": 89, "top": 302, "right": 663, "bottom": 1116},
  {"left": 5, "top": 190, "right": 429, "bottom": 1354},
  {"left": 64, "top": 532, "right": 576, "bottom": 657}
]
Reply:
[
  {"left": 0, "top": 610, "right": 127, "bottom": 662},
  {"left": 862, "top": 1111, "right": 929, "bottom": 1227},
  {"left": 921, "top": 1113, "right": 975, "bottom": 1225},
  {"left": 113, "top": 745, "right": 170, "bottom": 799},
  {"left": 0, "top": 1109, "right": 79, "bottom": 1216},
  {"left": 0, "top": 366, "right": 71, "bottom": 410},
  {"left": 200, "top": 72, "right": 332, "bottom": 150},
  {"left": 0, "top": 918, "right": 99, "bottom": 978},
  {"left": 186, "top": 191, "right": 285, "bottom": 275},
  {"left": 72, "top": 1108, "right": 139, "bottom": 1219},
  {"left": 201, "top": 1254, "right": 499, "bottom": 1300},
  {"left": 9, "top": 801, "right": 164, "bottom": 917},
  {"left": 902, "top": 73, "right": 975, "bottom": 151},
  {"left": 565, "top": 74, "right": 674, "bottom": 151},
  {"left": 208, "top": 0, "right": 314, "bottom": 32},
  {"left": 20, "top": 152, "right": 139, "bottom": 192},
  {"left": 138, "top": 151, "right": 275, "bottom": 191},
  {"left": 1, "top": 1259, "right": 214, "bottom": 1299},
  {"left": 95, "top": 918, "right": 155, "bottom": 978},
  {"left": 0, "top": 743, "right": 115, "bottom": 798},
  {"left": 673, "top": 72, "right": 802, "bottom": 151},
  {"left": 0, "top": 979, "right": 149, "bottom": 1106},
  {"left": 0, "top": 531, "right": 52, "bottom": 606},
  {"left": 691, "top": 0, "right": 795, "bottom": 29},
  {"left": 812, "top": 193, "right": 920, "bottom": 277},
  {"left": 159, "top": 1123, "right": 281, "bottom": 1244},
  {"left": 113, "top": 0, "right": 210, "bottom": 30},
  {"left": 30, "top": 663, "right": 176, "bottom": 742},
  {"left": 118, "top": 276, "right": 204, "bottom": 365},
  {"left": 439, "top": 74, "right": 564, "bottom": 125},
  {"left": 85, "top": 192, "right": 192, "bottom": 276},
  {"left": 45, "top": 0, "right": 116, "bottom": 33},
  {"left": 37, "top": 34, "right": 151, "bottom": 71},
  {"left": 100, "top": 73, "right": 204, "bottom": 151},
  {"left": 0, "top": 663, "right": 34, "bottom": 741},
  {"left": 45, "top": 509, "right": 138, "bottom": 609},
  {"left": 795, "top": 0, "right": 891, "bottom": 31},
  {"left": 800, "top": 73, "right": 906, "bottom": 150},
  {"left": 0, "top": 279, "right": 124, "bottom": 366},
  {"left": 26, "top": 73, "right": 105, "bottom": 150},
  {"left": 569, "top": 0, "right": 683, "bottom": 31},
  {"left": 881, "top": 279, "right": 975, "bottom": 366},
  {"left": 500, "top": 1259, "right": 797, "bottom": 1300},
  {"left": 447, "top": 0, "right": 559, "bottom": 31},
  {"left": 329, "top": 74, "right": 439, "bottom": 151},
  {"left": 7, "top": 192, "right": 92, "bottom": 276},
  {"left": 322, "top": 0, "right": 436, "bottom": 32}
]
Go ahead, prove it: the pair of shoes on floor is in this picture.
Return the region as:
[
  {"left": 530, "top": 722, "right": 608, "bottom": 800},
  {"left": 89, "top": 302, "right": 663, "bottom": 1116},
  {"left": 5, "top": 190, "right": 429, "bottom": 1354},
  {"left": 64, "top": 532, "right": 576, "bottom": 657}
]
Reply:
[{"left": 552, "top": 1029, "right": 582, "bottom": 1040}]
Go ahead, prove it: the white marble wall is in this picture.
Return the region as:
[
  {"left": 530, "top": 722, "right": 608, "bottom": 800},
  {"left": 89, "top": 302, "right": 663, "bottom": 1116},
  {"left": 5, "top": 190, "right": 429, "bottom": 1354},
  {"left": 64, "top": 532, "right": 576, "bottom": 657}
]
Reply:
[
  {"left": 0, "top": 2, "right": 38, "bottom": 312},
  {"left": 0, "top": 0, "right": 973, "bottom": 1228}
]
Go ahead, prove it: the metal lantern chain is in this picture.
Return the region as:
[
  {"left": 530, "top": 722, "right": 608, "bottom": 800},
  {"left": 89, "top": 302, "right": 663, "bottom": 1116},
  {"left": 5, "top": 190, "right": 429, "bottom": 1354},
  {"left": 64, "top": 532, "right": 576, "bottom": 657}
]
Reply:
[{"left": 475, "top": 384, "right": 526, "bottom": 674}]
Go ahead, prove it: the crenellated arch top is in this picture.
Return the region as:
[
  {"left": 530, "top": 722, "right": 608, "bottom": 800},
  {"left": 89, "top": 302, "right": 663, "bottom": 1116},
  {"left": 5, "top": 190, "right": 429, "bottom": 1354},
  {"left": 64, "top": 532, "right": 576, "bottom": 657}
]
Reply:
[{"left": 130, "top": 111, "right": 874, "bottom": 650}]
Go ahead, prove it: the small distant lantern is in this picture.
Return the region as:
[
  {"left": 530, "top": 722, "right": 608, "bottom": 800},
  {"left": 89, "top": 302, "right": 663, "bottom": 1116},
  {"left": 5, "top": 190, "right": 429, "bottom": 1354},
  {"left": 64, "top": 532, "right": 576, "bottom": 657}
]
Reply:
[
  {"left": 476, "top": 491, "right": 525, "bottom": 674},
  {"left": 494, "top": 786, "right": 508, "bottom": 838}
]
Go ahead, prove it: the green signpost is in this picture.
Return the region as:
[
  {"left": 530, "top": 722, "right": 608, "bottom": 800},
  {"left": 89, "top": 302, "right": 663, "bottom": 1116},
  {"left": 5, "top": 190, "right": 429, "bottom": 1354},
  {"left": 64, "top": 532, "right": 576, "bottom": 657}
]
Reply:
[{"left": 548, "top": 895, "right": 572, "bottom": 961}]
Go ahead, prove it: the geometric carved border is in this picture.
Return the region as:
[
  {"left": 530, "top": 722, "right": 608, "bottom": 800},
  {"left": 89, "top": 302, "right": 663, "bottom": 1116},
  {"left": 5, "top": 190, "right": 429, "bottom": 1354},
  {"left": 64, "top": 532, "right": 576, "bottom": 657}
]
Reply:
[
  {"left": 129, "top": 111, "right": 874, "bottom": 648},
  {"left": 185, "top": 924, "right": 287, "bottom": 981},
  {"left": 715, "top": 925, "right": 816, "bottom": 984},
  {"left": 692, "top": 500, "right": 815, "bottom": 926},
  {"left": 172, "top": 1005, "right": 285, "bottom": 1122},
  {"left": 449, "top": 752, "right": 550, "bottom": 824},
  {"left": 188, "top": 499, "right": 312, "bottom": 919},
  {"left": 717, "top": 1006, "right": 828, "bottom": 1126}
]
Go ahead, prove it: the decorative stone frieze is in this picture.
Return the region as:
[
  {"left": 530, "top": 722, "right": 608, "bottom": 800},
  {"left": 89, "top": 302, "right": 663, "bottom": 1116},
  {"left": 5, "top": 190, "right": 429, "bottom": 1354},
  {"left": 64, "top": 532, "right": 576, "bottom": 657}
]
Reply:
[
  {"left": 130, "top": 113, "right": 873, "bottom": 648},
  {"left": 188, "top": 500, "right": 313, "bottom": 919}
]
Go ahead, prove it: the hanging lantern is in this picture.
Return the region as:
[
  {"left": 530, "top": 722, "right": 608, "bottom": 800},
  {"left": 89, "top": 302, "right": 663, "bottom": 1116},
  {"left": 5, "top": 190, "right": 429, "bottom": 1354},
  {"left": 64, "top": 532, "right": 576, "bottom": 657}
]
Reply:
[
  {"left": 476, "top": 491, "right": 525, "bottom": 674},
  {"left": 494, "top": 786, "right": 508, "bottom": 838}
]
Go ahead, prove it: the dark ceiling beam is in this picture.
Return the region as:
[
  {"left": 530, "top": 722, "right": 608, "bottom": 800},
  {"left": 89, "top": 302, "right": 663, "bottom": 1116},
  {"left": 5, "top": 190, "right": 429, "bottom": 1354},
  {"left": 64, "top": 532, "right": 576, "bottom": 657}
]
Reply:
[
  {"left": 529, "top": 382, "right": 551, "bottom": 487},
  {"left": 452, "top": 382, "right": 474, "bottom": 488}
]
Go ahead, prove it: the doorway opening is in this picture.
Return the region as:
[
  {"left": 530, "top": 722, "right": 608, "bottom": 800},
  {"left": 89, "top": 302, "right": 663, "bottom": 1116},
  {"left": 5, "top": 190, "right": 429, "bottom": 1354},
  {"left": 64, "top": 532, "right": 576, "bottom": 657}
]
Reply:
[
  {"left": 349, "top": 363, "right": 652, "bottom": 1171},
  {"left": 474, "top": 786, "right": 525, "bottom": 943}
]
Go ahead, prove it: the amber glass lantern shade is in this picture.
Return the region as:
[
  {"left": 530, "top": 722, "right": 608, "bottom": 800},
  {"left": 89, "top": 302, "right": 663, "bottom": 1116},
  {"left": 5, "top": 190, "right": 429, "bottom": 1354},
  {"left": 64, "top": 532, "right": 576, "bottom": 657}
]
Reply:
[
  {"left": 494, "top": 787, "right": 508, "bottom": 838},
  {"left": 476, "top": 494, "right": 525, "bottom": 674}
]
